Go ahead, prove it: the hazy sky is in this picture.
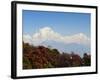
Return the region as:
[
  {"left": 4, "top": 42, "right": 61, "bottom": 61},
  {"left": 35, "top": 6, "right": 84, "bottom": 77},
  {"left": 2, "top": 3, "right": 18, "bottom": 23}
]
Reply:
[{"left": 22, "top": 10, "right": 91, "bottom": 37}]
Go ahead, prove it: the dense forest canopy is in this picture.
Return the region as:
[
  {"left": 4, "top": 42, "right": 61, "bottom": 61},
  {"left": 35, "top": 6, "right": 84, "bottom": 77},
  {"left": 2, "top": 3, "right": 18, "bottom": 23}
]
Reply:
[{"left": 23, "top": 42, "right": 91, "bottom": 69}]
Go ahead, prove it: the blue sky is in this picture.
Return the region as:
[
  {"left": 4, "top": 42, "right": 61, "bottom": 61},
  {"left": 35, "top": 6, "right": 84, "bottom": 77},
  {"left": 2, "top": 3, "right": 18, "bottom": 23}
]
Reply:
[
  {"left": 22, "top": 10, "right": 91, "bottom": 55},
  {"left": 22, "top": 10, "right": 91, "bottom": 37}
]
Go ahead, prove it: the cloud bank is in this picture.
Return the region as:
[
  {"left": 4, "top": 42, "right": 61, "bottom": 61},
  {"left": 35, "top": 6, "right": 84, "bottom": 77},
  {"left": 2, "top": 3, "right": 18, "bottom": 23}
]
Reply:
[{"left": 23, "top": 27, "right": 90, "bottom": 46}]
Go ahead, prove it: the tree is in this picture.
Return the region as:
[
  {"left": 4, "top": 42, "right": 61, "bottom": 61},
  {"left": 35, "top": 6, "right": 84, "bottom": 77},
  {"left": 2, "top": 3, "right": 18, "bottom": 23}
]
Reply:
[
  {"left": 23, "top": 56, "right": 32, "bottom": 69},
  {"left": 23, "top": 42, "right": 91, "bottom": 69},
  {"left": 83, "top": 53, "right": 91, "bottom": 66}
]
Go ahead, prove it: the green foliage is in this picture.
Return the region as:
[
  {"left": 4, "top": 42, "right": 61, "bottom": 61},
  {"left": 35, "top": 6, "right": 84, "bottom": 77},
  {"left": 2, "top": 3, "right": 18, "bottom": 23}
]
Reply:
[
  {"left": 83, "top": 53, "right": 91, "bottom": 66},
  {"left": 51, "top": 49, "right": 60, "bottom": 55},
  {"left": 44, "top": 62, "right": 54, "bottom": 68},
  {"left": 23, "top": 57, "right": 32, "bottom": 69}
]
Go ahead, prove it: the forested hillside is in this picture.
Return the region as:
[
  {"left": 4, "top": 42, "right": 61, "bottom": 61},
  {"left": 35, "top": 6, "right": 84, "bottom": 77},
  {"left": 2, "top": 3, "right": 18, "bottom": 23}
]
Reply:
[{"left": 23, "top": 42, "right": 91, "bottom": 69}]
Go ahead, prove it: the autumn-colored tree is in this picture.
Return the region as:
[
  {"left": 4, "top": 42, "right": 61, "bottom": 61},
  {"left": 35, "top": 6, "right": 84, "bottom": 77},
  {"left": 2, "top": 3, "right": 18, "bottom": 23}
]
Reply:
[
  {"left": 57, "top": 53, "right": 71, "bottom": 67},
  {"left": 23, "top": 42, "right": 91, "bottom": 69},
  {"left": 71, "top": 53, "right": 82, "bottom": 67}
]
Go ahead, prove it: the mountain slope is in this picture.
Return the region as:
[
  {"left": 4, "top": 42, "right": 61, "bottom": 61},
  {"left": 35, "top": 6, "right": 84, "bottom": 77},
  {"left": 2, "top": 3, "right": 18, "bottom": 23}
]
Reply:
[{"left": 40, "top": 40, "right": 90, "bottom": 57}]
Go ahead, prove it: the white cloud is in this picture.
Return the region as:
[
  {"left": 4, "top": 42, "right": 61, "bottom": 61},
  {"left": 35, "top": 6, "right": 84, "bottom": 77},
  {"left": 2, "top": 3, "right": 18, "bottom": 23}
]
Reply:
[
  {"left": 23, "top": 34, "right": 33, "bottom": 44},
  {"left": 23, "top": 27, "right": 90, "bottom": 46}
]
